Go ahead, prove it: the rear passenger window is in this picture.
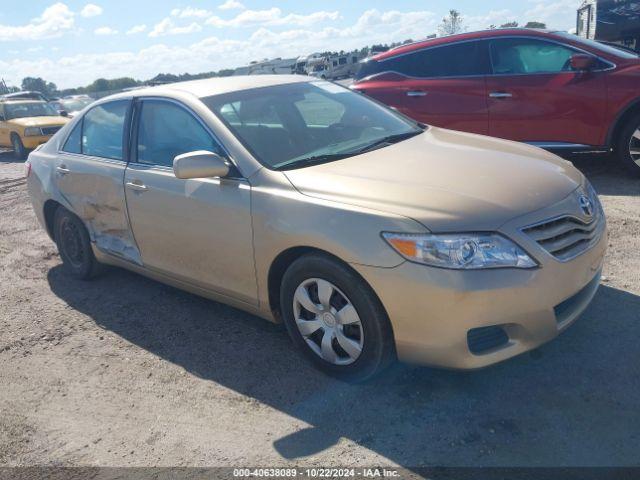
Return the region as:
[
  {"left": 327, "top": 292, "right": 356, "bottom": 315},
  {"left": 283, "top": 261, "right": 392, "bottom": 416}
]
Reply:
[
  {"left": 62, "top": 121, "right": 82, "bottom": 154},
  {"left": 82, "top": 101, "right": 128, "bottom": 160},
  {"left": 136, "top": 100, "right": 224, "bottom": 168},
  {"left": 374, "top": 41, "right": 490, "bottom": 78}
]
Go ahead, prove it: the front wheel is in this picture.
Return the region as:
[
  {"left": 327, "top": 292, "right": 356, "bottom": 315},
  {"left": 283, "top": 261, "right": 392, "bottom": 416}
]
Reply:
[
  {"left": 53, "top": 207, "right": 102, "bottom": 280},
  {"left": 11, "top": 134, "right": 27, "bottom": 160},
  {"left": 280, "top": 254, "right": 396, "bottom": 381},
  {"left": 615, "top": 115, "right": 640, "bottom": 177}
]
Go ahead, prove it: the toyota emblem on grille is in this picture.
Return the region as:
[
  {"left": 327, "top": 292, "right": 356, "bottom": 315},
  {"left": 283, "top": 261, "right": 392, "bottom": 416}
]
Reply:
[{"left": 579, "top": 195, "right": 594, "bottom": 217}]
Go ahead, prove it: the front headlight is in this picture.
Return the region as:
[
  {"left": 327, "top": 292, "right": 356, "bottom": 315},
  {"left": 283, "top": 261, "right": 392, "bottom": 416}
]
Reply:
[
  {"left": 382, "top": 232, "right": 538, "bottom": 270},
  {"left": 24, "top": 127, "right": 42, "bottom": 137}
]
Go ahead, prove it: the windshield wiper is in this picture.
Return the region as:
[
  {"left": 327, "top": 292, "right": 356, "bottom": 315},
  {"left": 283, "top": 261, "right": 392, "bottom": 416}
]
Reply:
[
  {"left": 273, "top": 129, "right": 424, "bottom": 171},
  {"left": 351, "top": 130, "right": 423, "bottom": 155},
  {"left": 274, "top": 153, "right": 355, "bottom": 171}
]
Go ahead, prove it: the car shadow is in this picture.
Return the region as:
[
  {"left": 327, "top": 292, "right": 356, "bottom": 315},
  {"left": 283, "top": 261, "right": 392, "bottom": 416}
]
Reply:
[
  {"left": 46, "top": 265, "right": 640, "bottom": 467},
  {"left": 0, "top": 149, "right": 19, "bottom": 163},
  {"left": 569, "top": 154, "right": 639, "bottom": 197}
]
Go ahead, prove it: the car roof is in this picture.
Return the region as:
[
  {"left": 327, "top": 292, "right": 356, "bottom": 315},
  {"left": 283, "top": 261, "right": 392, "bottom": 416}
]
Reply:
[
  {"left": 104, "top": 74, "right": 311, "bottom": 102},
  {"left": 0, "top": 99, "right": 45, "bottom": 104},
  {"left": 374, "top": 28, "right": 567, "bottom": 60}
]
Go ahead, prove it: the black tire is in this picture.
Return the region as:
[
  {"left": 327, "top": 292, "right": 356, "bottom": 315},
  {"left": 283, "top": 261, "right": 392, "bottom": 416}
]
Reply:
[
  {"left": 615, "top": 114, "right": 640, "bottom": 177},
  {"left": 53, "top": 207, "right": 102, "bottom": 280},
  {"left": 280, "top": 253, "right": 396, "bottom": 382},
  {"left": 11, "top": 134, "right": 27, "bottom": 160}
]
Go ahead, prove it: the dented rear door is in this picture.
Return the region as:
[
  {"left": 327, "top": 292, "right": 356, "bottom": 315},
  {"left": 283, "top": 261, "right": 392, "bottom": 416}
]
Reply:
[{"left": 54, "top": 99, "right": 141, "bottom": 264}]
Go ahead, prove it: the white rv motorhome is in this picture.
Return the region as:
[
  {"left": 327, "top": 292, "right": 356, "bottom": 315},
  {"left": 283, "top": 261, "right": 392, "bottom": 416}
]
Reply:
[
  {"left": 304, "top": 52, "right": 365, "bottom": 80},
  {"left": 233, "top": 58, "right": 297, "bottom": 76}
]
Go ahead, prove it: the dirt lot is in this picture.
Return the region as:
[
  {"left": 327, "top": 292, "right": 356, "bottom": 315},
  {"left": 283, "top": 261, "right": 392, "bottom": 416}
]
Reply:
[{"left": 0, "top": 151, "right": 639, "bottom": 470}]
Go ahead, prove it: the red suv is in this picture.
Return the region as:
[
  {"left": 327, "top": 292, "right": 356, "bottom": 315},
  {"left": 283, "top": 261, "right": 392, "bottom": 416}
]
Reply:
[{"left": 351, "top": 28, "right": 640, "bottom": 176}]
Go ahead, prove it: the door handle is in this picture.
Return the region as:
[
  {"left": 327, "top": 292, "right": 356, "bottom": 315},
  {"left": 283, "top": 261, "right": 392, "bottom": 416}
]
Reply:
[
  {"left": 406, "top": 90, "right": 427, "bottom": 97},
  {"left": 56, "top": 165, "right": 70, "bottom": 175},
  {"left": 489, "top": 92, "right": 513, "bottom": 99},
  {"left": 126, "top": 181, "right": 148, "bottom": 192}
]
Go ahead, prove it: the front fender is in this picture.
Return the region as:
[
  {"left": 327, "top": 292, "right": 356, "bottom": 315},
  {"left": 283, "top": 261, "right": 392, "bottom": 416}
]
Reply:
[{"left": 249, "top": 169, "right": 427, "bottom": 312}]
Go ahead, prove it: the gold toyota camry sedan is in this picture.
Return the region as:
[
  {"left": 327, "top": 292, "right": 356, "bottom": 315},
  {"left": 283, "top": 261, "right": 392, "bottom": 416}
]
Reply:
[{"left": 26, "top": 76, "right": 607, "bottom": 380}]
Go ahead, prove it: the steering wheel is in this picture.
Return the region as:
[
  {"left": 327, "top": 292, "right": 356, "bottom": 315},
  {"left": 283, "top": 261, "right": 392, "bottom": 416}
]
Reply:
[{"left": 561, "top": 58, "right": 574, "bottom": 72}]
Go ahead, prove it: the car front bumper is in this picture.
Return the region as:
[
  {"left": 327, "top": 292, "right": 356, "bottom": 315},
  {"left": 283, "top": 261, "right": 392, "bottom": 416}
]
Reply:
[{"left": 352, "top": 212, "right": 607, "bottom": 370}]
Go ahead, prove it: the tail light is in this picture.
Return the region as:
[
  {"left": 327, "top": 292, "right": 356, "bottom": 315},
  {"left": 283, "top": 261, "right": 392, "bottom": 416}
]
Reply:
[{"left": 24, "top": 161, "right": 32, "bottom": 178}]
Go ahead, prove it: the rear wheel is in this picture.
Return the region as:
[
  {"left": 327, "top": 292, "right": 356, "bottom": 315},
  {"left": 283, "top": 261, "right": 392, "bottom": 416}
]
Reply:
[
  {"left": 53, "top": 207, "right": 102, "bottom": 280},
  {"left": 615, "top": 114, "right": 640, "bottom": 177},
  {"left": 11, "top": 134, "right": 26, "bottom": 160},
  {"left": 280, "top": 253, "right": 395, "bottom": 381}
]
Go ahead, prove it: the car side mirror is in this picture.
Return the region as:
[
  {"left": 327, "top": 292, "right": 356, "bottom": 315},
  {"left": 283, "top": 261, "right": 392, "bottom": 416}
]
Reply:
[
  {"left": 60, "top": 110, "right": 69, "bottom": 117},
  {"left": 570, "top": 54, "right": 596, "bottom": 72},
  {"left": 173, "top": 150, "right": 230, "bottom": 179}
]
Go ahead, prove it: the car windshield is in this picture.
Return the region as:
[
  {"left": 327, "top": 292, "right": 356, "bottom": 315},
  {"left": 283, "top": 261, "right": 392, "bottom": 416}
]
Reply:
[
  {"left": 203, "top": 81, "right": 423, "bottom": 170},
  {"left": 554, "top": 32, "right": 639, "bottom": 59},
  {"left": 4, "top": 101, "right": 59, "bottom": 119},
  {"left": 60, "top": 98, "right": 92, "bottom": 111}
]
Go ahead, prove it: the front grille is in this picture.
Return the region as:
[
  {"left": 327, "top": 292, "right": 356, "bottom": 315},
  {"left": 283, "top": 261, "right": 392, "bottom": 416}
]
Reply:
[
  {"left": 522, "top": 210, "right": 605, "bottom": 262},
  {"left": 467, "top": 326, "right": 509, "bottom": 355},
  {"left": 41, "top": 126, "right": 62, "bottom": 136}
]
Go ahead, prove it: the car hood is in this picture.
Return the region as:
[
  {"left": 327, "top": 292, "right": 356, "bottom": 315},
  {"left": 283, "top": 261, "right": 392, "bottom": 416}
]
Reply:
[
  {"left": 283, "top": 127, "right": 584, "bottom": 232},
  {"left": 8, "top": 116, "right": 69, "bottom": 127}
]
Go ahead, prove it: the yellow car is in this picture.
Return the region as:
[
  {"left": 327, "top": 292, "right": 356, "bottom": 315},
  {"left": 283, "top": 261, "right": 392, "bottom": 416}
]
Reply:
[{"left": 0, "top": 100, "right": 69, "bottom": 159}]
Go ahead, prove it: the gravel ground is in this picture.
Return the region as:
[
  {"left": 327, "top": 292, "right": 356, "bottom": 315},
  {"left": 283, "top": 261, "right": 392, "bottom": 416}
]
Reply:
[{"left": 0, "top": 150, "right": 639, "bottom": 470}]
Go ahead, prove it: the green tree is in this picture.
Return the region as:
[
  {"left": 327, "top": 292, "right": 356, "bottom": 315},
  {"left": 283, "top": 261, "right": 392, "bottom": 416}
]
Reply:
[
  {"left": 438, "top": 9, "right": 464, "bottom": 36},
  {"left": 500, "top": 21, "right": 519, "bottom": 28},
  {"left": 80, "top": 77, "right": 140, "bottom": 93},
  {"left": 525, "top": 21, "right": 546, "bottom": 29},
  {"left": 21, "top": 77, "right": 57, "bottom": 96}
]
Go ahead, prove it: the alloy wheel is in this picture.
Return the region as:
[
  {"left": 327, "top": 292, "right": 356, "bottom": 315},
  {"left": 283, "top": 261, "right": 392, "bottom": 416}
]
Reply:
[
  {"left": 628, "top": 127, "right": 640, "bottom": 167},
  {"left": 292, "top": 278, "right": 364, "bottom": 365}
]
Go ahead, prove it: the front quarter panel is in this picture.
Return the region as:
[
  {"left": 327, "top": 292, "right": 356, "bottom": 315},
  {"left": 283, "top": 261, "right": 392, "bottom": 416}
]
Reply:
[
  {"left": 250, "top": 168, "right": 427, "bottom": 311},
  {"left": 605, "top": 63, "right": 640, "bottom": 144}
]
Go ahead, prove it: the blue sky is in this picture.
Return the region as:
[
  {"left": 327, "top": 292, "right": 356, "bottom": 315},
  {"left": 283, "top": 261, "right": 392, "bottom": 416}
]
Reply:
[{"left": 0, "top": 1, "right": 581, "bottom": 89}]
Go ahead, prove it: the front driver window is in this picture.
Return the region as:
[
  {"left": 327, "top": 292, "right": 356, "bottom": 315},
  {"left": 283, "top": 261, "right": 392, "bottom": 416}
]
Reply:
[
  {"left": 491, "top": 38, "right": 577, "bottom": 75},
  {"left": 136, "top": 100, "right": 224, "bottom": 167}
]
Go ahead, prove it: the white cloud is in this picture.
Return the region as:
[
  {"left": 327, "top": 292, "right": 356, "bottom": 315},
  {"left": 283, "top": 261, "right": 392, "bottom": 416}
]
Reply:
[
  {"left": 94, "top": 26, "right": 118, "bottom": 35},
  {"left": 126, "top": 24, "right": 147, "bottom": 35},
  {"left": 206, "top": 7, "right": 340, "bottom": 28},
  {"left": 218, "top": 0, "right": 245, "bottom": 10},
  {"left": 0, "top": 2, "right": 75, "bottom": 41},
  {"left": 524, "top": 0, "right": 578, "bottom": 30},
  {"left": 149, "top": 18, "right": 202, "bottom": 37},
  {"left": 80, "top": 3, "right": 103, "bottom": 18},
  {"left": 171, "top": 7, "right": 212, "bottom": 18},
  {"left": 465, "top": 9, "right": 514, "bottom": 31},
  {"left": 0, "top": 8, "right": 449, "bottom": 89}
]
